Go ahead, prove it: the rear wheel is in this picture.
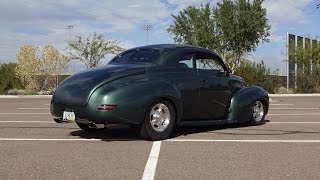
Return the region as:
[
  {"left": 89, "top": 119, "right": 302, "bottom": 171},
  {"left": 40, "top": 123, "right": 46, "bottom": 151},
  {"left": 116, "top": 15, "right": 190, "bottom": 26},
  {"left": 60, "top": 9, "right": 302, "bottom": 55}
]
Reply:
[
  {"left": 138, "top": 99, "right": 176, "bottom": 140},
  {"left": 249, "top": 100, "right": 266, "bottom": 125}
]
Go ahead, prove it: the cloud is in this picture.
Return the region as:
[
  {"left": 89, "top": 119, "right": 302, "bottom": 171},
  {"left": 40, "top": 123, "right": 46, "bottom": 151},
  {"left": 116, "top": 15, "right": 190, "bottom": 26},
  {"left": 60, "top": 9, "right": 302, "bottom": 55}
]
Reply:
[
  {"left": 0, "top": 0, "right": 172, "bottom": 62},
  {"left": 269, "top": 34, "right": 286, "bottom": 43},
  {"left": 263, "top": 0, "right": 312, "bottom": 25},
  {"left": 167, "top": 0, "right": 211, "bottom": 12}
]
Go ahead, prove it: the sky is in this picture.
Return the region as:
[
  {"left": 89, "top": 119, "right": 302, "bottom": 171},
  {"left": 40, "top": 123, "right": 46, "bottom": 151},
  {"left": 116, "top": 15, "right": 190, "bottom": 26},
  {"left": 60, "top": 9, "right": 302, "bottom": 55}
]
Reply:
[{"left": 0, "top": 0, "right": 319, "bottom": 74}]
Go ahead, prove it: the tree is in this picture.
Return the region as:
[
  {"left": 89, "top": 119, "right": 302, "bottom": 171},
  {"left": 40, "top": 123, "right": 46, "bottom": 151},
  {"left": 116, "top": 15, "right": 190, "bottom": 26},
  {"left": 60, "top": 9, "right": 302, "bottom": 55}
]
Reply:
[
  {"left": 0, "top": 63, "right": 23, "bottom": 94},
  {"left": 168, "top": 4, "right": 219, "bottom": 52},
  {"left": 68, "top": 33, "right": 125, "bottom": 69},
  {"left": 234, "top": 60, "right": 281, "bottom": 93},
  {"left": 16, "top": 44, "right": 69, "bottom": 91},
  {"left": 168, "top": 0, "right": 270, "bottom": 71},
  {"left": 289, "top": 39, "right": 320, "bottom": 93}
]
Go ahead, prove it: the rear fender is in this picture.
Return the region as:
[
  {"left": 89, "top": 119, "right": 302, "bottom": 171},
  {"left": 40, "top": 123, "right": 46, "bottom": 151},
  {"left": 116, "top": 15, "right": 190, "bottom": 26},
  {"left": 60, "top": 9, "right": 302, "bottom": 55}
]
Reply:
[
  {"left": 228, "top": 86, "right": 269, "bottom": 123},
  {"left": 88, "top": 75, "right": 182, "bottom": 125}
]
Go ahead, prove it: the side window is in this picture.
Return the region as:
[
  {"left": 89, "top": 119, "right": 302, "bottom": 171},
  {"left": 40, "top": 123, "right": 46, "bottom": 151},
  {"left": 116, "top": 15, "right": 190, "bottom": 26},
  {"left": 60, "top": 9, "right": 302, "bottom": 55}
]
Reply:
[
  {"left": 195, "top": 53, "right": 225, "bottom": 72},
  {"left": 178, "top": 54, "right": 194, "bottom": 69}
]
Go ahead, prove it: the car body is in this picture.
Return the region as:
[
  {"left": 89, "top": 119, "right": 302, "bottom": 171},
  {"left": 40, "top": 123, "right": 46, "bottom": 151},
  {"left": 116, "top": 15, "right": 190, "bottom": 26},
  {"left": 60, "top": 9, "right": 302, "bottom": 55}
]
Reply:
[{"left": 50, "top": 44, "right": 269, "bottom": 140}]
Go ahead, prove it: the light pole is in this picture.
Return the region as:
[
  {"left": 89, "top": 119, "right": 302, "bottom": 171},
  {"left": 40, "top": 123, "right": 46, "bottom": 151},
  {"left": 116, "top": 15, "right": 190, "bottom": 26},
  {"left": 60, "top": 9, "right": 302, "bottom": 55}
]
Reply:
[
  {"left": 67, "top": 25, "right": 74, "bottom": 73},
  {"left": 143, "top": 24, "right": 153, "bottom": 45}
]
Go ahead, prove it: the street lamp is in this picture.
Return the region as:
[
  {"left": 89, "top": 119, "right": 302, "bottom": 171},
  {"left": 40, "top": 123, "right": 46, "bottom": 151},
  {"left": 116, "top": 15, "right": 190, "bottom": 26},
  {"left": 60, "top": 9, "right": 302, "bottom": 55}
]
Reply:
[
  {"left": 67, "top": 25, "right": 74, "bottom": 73},
  {"left": 143, "top": 24, "right": 153, "bottom": 45}
]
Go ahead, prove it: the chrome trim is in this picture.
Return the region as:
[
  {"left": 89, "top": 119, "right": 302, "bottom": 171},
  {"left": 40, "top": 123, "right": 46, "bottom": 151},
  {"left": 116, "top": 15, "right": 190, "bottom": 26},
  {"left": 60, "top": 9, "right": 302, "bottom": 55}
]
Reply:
[
  {"left": 253, "top": 101, "right": 264, "bottom": 122},
  {"left": 150, "top": 103, "right": 170, "bottom": 132}
]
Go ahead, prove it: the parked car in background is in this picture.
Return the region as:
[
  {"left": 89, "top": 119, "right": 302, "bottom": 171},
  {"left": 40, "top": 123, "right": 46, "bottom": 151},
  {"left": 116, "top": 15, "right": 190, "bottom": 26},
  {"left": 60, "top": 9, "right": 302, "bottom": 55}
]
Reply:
[{"left": 50, "top": 44, "right": 269, "bottom": 140}]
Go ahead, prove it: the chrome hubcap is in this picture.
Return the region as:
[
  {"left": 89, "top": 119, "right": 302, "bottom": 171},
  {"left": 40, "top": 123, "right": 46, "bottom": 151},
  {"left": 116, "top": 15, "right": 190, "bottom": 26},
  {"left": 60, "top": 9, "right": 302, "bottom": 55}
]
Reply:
[
  {"left": 253, "top": 101, "right": 264, "bottom": 122},
  {"left": 150, "top": 103, "right": 170, "bottom": 132}
]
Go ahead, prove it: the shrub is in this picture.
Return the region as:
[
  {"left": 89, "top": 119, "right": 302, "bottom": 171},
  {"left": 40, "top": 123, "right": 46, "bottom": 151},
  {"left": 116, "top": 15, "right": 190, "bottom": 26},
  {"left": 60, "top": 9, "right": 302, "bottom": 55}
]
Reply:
[
  {"left": 6, "top": 89, "right": 37, "bottom": 95},
  {"left": 0, "top": 63, "right": 23, "bottom": 94}
]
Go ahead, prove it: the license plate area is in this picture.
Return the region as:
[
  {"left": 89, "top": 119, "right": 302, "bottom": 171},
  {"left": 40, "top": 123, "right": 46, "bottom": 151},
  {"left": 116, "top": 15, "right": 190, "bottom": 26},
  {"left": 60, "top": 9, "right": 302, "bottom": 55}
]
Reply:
[{"left": 63, "top": 111, "right": 75, "bottom": 123}]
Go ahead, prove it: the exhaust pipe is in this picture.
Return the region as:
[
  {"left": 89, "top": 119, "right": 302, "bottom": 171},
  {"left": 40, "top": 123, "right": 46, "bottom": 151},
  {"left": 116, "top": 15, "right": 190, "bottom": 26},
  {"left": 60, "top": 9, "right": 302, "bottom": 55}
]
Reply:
[
  {"left": 53, "top": 117, "right": 63, "bottom": 123},
  {"left": 87, "top": 123, "right": 105, "bottom": 129},
  {"left": 53, "top": 117, "right": 106, "bottom": 129}
]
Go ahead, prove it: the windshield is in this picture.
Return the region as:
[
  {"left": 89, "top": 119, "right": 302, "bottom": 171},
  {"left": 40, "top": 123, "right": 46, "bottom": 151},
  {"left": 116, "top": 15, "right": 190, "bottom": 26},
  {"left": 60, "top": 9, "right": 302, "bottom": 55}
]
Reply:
[{"left": 109, "top": 49, "right": 160, "bottom": 65}]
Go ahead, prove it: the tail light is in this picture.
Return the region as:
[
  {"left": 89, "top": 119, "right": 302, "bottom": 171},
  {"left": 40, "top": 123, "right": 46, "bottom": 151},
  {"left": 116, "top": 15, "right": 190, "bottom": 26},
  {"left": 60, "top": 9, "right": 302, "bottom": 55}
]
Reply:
[{"left": 97, "top": 104, "right": 118, "bottom": 111}]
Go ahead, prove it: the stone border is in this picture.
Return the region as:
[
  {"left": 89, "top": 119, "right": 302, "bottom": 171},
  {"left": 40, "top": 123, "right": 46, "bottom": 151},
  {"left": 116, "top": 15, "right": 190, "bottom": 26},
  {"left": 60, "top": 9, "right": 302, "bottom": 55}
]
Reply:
[
  {"left": 269, "top": 94, "right": 320, "bottom": 97},
  {"left": 1, "top": 94, "right": 320, "bottom": 98},
  {"left": 0, "top": 95, "right": 52, "bottom": 98}
]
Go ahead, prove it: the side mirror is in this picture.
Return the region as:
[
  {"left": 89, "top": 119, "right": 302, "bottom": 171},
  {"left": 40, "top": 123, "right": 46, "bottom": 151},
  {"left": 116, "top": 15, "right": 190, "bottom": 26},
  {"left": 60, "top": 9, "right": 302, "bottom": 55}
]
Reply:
[{"left": 226, "top": 68, "right": 233, "bottom": 75}]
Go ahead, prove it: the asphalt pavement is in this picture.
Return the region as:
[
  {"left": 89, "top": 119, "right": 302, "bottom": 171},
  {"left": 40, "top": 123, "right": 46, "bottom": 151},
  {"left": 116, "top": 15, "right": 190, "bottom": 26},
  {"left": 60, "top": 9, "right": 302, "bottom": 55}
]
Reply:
[{"left": 0, "top": 96, "right": 319, "bottom": 180}]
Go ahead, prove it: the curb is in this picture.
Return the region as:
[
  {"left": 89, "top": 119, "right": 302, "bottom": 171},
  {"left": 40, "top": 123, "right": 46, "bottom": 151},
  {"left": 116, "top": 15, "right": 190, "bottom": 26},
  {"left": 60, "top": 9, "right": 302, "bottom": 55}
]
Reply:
[
  {"left": 269, "top": 94, "right": 320, "bottom": 97},
  {"left": 1, "top": 94, "right": 320, "bottom": 98},
  {"left": 0, "top": 95, "right": 19, "bottom": 98},
  {"left": 0, "top": 95, "right": 52, "bottom": 98}
]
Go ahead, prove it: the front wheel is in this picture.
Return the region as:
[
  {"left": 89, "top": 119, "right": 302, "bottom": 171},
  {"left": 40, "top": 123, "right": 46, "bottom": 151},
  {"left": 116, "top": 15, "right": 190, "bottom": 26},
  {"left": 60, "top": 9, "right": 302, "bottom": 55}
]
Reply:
[
  {"left": 138, "top": 99, "right": 176, "bottom": 140},
  {"left": 249, "top": 100, "right": 266, "bottom": 125}
]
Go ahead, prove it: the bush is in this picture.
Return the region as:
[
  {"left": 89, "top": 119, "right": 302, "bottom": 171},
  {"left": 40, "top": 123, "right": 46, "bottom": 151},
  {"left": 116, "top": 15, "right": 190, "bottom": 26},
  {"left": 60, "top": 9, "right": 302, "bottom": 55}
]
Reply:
[
  {"left": 276, "top": 87, "right": 293, "bottom": 94},
  {"left": 6, "top": 89, "right": 37, "bottom": 95},
  {"left": 0, "top": 63, "right": 23, "bottom": 94},
  {"left": 234, "top": 60, "right": 281, "bottom": 93}
]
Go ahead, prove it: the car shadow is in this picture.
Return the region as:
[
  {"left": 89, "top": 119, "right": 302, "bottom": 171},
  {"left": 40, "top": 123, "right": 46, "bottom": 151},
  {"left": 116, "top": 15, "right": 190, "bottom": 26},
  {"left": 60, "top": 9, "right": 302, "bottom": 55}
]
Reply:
[
  {"left": 69, "top": 125, "right": 142, "bottom": 141},
  {"left": 69, "top": 119, "right": 320, "bottom": 141},
  {"left": 171, "top": 122, "right": 253, "bottom": 138},
  {"left": 172, "top": 119, "right": 320, "bottom": 137}
]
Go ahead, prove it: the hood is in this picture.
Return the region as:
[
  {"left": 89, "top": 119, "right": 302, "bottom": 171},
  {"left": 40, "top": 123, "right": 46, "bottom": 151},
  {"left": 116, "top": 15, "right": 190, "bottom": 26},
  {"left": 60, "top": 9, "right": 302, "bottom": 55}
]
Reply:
[
  {"left": 230, "top": 74, "right": 245, "bottom": 88},
  {"left": 53, "top": 64, "right": 148, "bottom": 106}
]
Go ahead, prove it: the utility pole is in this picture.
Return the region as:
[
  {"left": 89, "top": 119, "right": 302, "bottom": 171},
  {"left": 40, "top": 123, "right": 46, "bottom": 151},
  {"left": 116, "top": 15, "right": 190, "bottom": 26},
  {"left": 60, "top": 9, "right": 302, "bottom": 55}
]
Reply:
[
  {"left": 67, "top": 25, "right": 74, "bottom": 73},
  {"left": 143, "top": 24, "right": 153, "bottom": 45}
]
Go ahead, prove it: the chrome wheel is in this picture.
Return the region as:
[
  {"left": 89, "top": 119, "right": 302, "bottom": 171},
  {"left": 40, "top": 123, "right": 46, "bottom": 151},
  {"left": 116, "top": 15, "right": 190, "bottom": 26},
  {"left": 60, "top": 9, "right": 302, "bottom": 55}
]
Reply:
[
  {"left": 150, "top": 103, "right": 171, "bottom": 132},
  {"left": 253, "top": 101, "right": 264, "bottom": 122}
]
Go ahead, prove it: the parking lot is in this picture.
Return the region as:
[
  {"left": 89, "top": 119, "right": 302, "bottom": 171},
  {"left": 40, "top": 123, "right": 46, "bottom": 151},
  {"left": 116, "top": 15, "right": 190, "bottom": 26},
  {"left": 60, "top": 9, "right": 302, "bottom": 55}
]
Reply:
[{"left": 0, "top": 96, "right": 319, "bottom": 180}]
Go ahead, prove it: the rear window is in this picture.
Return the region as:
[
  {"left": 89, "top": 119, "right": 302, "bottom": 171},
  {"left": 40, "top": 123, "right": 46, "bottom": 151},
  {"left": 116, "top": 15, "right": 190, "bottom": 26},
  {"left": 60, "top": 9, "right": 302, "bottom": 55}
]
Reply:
[{"left": 109, "top": 49, "right": 160, "bottom": 65}]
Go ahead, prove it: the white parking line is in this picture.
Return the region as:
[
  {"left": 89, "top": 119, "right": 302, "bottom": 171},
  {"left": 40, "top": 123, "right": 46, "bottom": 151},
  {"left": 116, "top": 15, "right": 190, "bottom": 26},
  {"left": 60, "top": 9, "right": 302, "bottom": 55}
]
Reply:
[
  {"left": 0, "top": 138, "right": 103, "bottom": 141},
  {"left": 268, "top": 113, "right": 320, "bottom": 116},
  {"left": 0, "top": 138, "right": 318, "bottom": 143},
  {"left": 0, "top": 121, "right": 54, "bottom": 123},
  {"left": 270, "top": 104, "right": 294, "bottom": 106},
  {"left": 18, "top": 108, "right": 50, "bottom": 110},
  {"left": 166, "top": 139, "right": 320, "bottom": 143},
  {"left": 0, "top": 113, "right": 51, "bottom": 115},
  {"left": 267, "top": 122, "right": 320, "bottom": 124},
  {"left": 0, "top": 121, "right": 318, "bottom": 124},
  {"left": 142, "top": 141, "right": 162, "bottom": 180},
  {"left": 269, "top": 108, "right": 319, "bottom": 110}
]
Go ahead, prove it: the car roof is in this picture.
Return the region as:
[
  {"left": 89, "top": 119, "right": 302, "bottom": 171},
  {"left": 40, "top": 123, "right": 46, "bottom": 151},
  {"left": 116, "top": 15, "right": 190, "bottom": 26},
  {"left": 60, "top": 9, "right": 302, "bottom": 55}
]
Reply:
[{"left": 126, "top": 44, "right": 217, "bottom": 55}]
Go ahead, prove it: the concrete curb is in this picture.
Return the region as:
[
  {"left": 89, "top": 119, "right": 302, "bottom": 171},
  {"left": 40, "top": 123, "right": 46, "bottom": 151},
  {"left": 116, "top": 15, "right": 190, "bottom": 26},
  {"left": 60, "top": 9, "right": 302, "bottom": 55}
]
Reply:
[
  {"left": 0, "top": 95, "right": 52, "bottom": 98},
  {"left": 0, "top": 95, "right": 19, "bottom": 98},
  {"left": 269, "top": 94, "right": 320, "bottom": 97},
  {"left": 1, "top": 94, "right": 320, "bottom": 98}
]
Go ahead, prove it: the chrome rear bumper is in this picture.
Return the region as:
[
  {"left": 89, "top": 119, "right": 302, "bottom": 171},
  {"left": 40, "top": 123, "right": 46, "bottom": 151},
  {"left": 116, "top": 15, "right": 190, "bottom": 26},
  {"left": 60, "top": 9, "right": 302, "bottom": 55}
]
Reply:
[{"left": 53, "top": 117, "right": 106, "bottom": 129}]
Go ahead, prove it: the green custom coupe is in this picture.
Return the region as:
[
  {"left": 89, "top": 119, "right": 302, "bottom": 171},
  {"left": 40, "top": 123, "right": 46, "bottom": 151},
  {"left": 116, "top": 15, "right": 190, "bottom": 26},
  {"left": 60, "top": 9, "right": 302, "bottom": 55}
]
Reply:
[{"left": 51, "top": 44, "right": 269, "bottom": 140}]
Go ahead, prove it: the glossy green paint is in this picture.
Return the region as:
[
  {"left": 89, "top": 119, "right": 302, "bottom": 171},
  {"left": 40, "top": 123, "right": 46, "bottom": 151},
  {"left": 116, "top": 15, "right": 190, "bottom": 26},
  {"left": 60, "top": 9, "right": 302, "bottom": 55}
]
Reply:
[
  {"left": 228, "top": 86, "right": 269, "bottom": 123},
  {"left": 50, "top": 44, "right": 269, "bottom": 126}
]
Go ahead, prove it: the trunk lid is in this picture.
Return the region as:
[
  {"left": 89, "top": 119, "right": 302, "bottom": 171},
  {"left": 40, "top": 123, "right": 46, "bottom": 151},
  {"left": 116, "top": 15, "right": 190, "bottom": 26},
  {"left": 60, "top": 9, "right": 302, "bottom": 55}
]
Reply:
[{"left": 53, "top": 64, "right": 147, "bottom": 106}]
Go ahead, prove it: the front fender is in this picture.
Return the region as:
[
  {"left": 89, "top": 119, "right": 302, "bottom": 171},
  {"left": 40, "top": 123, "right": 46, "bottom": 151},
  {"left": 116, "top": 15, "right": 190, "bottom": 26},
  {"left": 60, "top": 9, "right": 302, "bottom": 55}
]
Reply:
[
  {"left": 228, "top": 86, "right": 269, "bottom": 123},
  {"left": 88, "top": 75, "right": 181, "bottom": 125}
]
